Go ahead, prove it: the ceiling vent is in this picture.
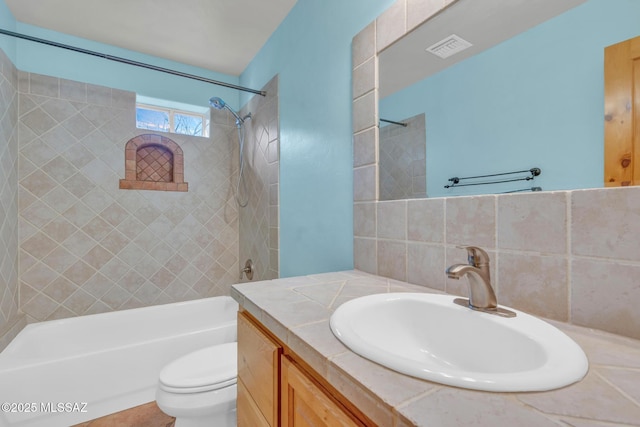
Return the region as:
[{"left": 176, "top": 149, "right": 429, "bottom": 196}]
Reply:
[{"left": 426, "top": 34, "right": 473, "bottom": 59}]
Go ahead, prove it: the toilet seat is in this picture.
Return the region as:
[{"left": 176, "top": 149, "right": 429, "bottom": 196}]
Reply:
[{"left": 159, "top": 342, "right": 237, "bottom": 394}]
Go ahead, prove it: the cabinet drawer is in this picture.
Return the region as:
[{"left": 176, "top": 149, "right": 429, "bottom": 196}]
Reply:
[{"left": 237, "top": 311, "right": 281, "bottom": 426}]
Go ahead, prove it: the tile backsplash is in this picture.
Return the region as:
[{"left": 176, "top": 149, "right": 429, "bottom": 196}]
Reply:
[
  {"left": 354, "top": 188, "right": 640, "bottom": 340},
  {"left": 352, "top": 0, "right": 640, "bottom": 341}
]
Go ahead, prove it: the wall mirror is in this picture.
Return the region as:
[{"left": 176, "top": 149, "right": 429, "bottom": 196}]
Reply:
[
  {"left": 377, "top": 0, "right": 640, "bottom": 199},
  {"left": 379, "top": 113, "right": 426, "bottom": 200}
]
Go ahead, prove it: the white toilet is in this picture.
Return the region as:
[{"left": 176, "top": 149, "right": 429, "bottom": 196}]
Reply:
[{"left": 156, "top": 342, "right": 237, "bottom": 427}]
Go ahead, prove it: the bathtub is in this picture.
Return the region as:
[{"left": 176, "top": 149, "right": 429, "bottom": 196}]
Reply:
[{"left": 0, "top": 296, "right": 238, "bottom": 427}]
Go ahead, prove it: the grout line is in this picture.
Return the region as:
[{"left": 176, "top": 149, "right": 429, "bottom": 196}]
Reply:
[
  {"left": 327, "top": 281, "right": 346, "bottom": 310},
  {"left": 404, "top": 200, "right": 408, "bottom": 282},
  {"left": 494, "top": 195, "right": 499, "bottom": 295},
  {"left": 594, "top": 370, "right": 640, "bottom": 410},
  {"left": 394, "top": 386, "right": 440, "bottom": 411},
  {"left": 443, "top": 198, "right": 449, "bottom": 294}
]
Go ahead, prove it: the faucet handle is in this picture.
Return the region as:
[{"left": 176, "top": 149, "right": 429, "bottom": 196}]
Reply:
[{"left": 457, "top": 246, "right": 490, "bottom": 267}]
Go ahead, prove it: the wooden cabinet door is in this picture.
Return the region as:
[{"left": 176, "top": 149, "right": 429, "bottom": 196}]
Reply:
[
  {"left": 604, "top": 35, "right": 640, "bottom": 186},
  {"left": 237, "top": 311, "right": 281, "bottom": 427},
  {"left": 281, "top": 356, "right": 361, "bottom": 427},
  {"left": 238, "top": 378, "right": 271, "bottom": 427}
]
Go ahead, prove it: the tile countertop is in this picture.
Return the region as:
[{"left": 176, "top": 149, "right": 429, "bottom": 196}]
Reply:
[{"left": 230, "top": 270, "right": 640, "bottom": 427}]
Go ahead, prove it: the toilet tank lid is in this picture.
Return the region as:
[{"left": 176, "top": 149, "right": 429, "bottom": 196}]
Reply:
[{"left": 159, "top": 342, "right": 237, "bottom": 389}]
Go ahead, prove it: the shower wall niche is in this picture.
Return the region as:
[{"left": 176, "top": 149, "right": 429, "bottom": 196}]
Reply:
[{"left": 119, "top": 134, "right": 188, "bottom": 192}]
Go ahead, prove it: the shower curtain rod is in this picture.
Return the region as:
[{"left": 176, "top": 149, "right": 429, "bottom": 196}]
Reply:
[
  {"left": 0, "top": 28, "right": 266, "bottom": 97},
  {"left": 380, "top": 118, "right": 408, "bottom": 127}
]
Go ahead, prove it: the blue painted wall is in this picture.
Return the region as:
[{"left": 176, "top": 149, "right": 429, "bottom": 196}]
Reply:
[
  {"left": 1, "top": 0, "right": 402, "bottom": 278},
  {"left": 380, "top": 0, "right": 640, "bottom": 198},
  {"left": 0, "top": 0, "right": 16, "bottom": 61},
  {"left": 6, "top": 20, "right": 240, "bottom": 109},
  {"left": 240, "top": 0, "right": 395, "bottom": 277}
]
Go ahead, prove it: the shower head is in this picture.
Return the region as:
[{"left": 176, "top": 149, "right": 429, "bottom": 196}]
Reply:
[
  {"left": 209, "top": 96, "right": 248, "bottom": 125},
  {"left": 209, "top": 96, "right": 226, "bottom": 110}
]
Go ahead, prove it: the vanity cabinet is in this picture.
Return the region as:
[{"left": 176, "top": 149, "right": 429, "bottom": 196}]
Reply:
[
  {"left": 237, "top": 311, "right": 371, "bottom": 427},
  {"left": 237, "top": 311, "right": 281, "bottom": 426},
  {"left": 281, "top": 355, "right": 361, "bottom": 427}
]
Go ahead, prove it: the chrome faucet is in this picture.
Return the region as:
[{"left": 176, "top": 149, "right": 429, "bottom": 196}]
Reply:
[{"left": 446, "top": 246, "right": 515, "bottom": 317}]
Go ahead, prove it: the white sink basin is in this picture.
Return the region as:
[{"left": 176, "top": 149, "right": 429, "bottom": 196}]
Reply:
[{"left": 329, "top": 293, "right": 588, "bottom": 392}]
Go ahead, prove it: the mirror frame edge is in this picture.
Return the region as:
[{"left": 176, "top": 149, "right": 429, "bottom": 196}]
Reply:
[
  {"left": 352, "top": 0, "right": 459, "bottom": 207},
  {"left": 352, "top": 0, "right": 459, "bottom": 273}
]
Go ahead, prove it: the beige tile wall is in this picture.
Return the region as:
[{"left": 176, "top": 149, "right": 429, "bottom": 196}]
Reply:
[
  {"left": 0, "top": 47, "right": 24, "bottom": 351},
  {"left": 379, "top": 113, "right": 426, "bottom": 200},
  {"left": 355, "top": 187, "right": 640, "bottom": 341},
  {"left": 238, "top": 76, "right": 279, "bottom": 282},
  {"left": 352, "top": 0, "right": 640, "bottom": 341},
  {"left": 18, "top": 71, "right": 240, "bottom": 322}
]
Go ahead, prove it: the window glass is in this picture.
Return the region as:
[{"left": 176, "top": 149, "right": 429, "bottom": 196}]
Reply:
[
  {"left": 135, "top": 97, "right": 210, "bottom": 138},
  {"left": 136, "top": 107, "right": 170, "bottom": 132},
  {"left": 174, "top": 112, "right": 203, "bottom": 136}
]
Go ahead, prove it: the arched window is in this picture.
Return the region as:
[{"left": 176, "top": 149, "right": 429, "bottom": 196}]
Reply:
[{"left": 119, "top": 134, "right": 188, "bottom": 191}]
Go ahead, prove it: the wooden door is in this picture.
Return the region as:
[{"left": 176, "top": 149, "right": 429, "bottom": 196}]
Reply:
[
  {"left": 604, "top": 35, "right": 640, "bottom": 186},
  {"left": 280, "top": 356, "right": 361, "bottom": 427}
]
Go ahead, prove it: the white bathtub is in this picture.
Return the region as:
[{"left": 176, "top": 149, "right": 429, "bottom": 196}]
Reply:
[{"left": 0, "top": 296, "right": 238, "bottom": 427}]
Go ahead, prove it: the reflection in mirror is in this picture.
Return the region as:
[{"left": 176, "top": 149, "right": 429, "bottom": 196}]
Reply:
[
  {"left": 379, "top": 114, "right": 426, "bottom": 200},
  {"left": 378, "top": 0, "right": 640, "bottom": 199}
]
